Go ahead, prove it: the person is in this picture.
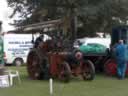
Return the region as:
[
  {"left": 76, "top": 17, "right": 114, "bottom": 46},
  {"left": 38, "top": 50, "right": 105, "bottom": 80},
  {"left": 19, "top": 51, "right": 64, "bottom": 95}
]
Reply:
[
  {"left": 34, "top": 34, "right": 44, "bottom": 48},
  {"left": 115, "top": 40, "right": 127, "bottom": 79}
]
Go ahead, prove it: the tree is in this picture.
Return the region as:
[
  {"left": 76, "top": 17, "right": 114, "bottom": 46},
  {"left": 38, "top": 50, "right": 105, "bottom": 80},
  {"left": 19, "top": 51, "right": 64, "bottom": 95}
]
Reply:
[{"left": 7, "top": 0, "right": 128, "bottom": 37}]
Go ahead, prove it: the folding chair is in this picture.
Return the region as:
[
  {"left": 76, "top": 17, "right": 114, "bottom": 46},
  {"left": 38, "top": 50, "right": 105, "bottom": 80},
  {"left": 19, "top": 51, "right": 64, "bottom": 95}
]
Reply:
[{"left": 8, "top": 70, "right": 21, "bottom": 86}]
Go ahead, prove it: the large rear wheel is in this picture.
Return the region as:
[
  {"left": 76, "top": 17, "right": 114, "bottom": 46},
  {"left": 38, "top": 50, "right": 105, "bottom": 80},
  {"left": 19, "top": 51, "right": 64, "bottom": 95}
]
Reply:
[
  {"left": 27, "top": 49, "right": 49, "bottom": 80},
  {"left": 81, "top": 60, "right": 95, "bottom": 80}
]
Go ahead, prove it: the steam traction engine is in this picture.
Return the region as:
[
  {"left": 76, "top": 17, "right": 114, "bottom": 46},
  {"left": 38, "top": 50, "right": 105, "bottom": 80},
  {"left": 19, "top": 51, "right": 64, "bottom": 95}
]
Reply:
[{"left": 25, "top": 19, "right": 95, "bottom": 82}]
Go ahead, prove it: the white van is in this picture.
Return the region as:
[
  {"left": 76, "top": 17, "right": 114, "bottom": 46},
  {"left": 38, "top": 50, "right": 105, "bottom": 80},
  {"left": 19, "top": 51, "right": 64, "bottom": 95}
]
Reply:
[{"left": 3, "top": 33, "right": 39, "bottom": 65}]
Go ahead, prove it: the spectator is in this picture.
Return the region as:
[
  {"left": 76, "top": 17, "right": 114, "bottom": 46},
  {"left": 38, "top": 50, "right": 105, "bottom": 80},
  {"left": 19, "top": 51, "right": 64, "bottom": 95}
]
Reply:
[{"left": 115, "top": 40, "right": 127, "bottom": 79}]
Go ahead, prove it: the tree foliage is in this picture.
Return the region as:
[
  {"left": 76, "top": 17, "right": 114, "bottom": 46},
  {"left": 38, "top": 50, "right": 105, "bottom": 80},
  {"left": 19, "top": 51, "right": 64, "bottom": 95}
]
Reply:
[{"left": 7, "top": 0, "right": 128, "bottom": 37}]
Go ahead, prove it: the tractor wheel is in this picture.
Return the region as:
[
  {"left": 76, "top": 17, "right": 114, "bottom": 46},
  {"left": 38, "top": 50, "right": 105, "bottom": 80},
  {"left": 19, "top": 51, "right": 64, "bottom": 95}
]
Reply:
[
  {"left": 81, "top": 60, "right": 95, "bottom": 80},
  {"left": 27, "top": 48, "right": 48, "bottom": 80},
  {"left": 104, "top": 59, "right": 117, "bottom": 76},
  {"left": 59, "top": 61, "right": 71, "bottom": 82}
]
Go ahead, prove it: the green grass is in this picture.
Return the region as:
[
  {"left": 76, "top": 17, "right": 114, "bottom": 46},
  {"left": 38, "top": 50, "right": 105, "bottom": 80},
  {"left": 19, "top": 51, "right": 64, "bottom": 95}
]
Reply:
[{"left": 0, "top": 66, "right": 128, "bottom": 96}]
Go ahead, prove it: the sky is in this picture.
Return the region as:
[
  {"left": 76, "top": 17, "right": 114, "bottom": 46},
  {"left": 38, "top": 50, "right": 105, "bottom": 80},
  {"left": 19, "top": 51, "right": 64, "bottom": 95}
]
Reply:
[{"left": 0, "top": 0, "right": 15, "bottom": 32}]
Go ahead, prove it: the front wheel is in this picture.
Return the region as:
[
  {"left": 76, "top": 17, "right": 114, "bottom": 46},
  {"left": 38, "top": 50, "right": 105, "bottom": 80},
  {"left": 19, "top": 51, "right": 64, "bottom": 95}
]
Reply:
[
  {"left": 58, "top": 62, "right": 71, "bottom": 82},
  {"left": 81, "top": 60, "right": 95, "bottom": 80}
]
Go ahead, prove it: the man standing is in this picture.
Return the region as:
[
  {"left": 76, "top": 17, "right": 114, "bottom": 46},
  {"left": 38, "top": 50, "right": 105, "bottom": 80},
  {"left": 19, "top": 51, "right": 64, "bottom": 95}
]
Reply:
[{"left": 115, "top": 40, "right": 127, "bottom": 79}]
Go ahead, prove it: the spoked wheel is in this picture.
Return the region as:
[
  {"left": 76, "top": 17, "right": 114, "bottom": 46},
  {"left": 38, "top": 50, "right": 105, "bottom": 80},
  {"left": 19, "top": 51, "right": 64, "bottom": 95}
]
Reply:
[
  {"left": 104, "top": 59, "right": 117, "bottom": 76},
  {"left": 27, "top": 49, "right": 46, "bottom": 80},
  {"left": 81, "top": 60, "right": 95, "bottom": 80},
  {"left": 58, "top": 61, "right": 71, "bottom": 82}
]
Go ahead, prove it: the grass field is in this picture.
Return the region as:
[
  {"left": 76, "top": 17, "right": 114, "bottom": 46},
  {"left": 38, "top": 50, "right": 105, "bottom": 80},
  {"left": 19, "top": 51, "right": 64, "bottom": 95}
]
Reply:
[{"left": 0, "top": 66, "right": 128, "bottom": 96}]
